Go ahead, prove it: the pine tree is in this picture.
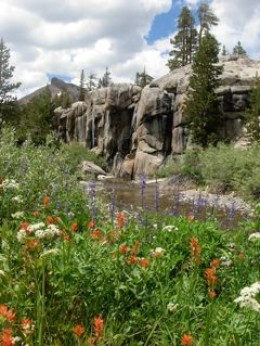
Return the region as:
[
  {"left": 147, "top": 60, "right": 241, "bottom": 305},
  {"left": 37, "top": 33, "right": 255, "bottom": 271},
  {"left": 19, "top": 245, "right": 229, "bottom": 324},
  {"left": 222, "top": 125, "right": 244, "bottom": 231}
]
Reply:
[
  {"left": 185, "top": 33, "right": 223, "bottom": 147},
  {"left": 198, "top": 1, "right": 219, "bottom": 43},
  {"left": 232, "top": 41, "right": 247, "bottom": 56},
  {"left": 78, "top": 69, "right": 86, "bottom": 101},
  {"left": 135, "top": 68, "right": 153, "bottom": 88},
  {"left": 221, "top": 45, "right": 227, "bottom": 56},
  {"left": 168, "top": 6, "right": 197, "bottom": 70},
  {"left": 0, "top": 38, "right": 21, "bottom": 121},
  {"left": 102, "top": 67, "right": 111, "bottom": 87},
  {"left": 245, "top": 75, "right": 260, "bottom": 142},
  {"left": 87, "top": 73, "right": 97, "bottom": 91}
]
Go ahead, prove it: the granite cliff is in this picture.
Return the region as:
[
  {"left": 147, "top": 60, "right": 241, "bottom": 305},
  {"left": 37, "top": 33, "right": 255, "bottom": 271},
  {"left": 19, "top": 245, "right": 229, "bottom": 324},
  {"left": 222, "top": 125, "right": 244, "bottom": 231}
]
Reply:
[{"left": 54, "top": 55, "right": 260, "bottom": 178}]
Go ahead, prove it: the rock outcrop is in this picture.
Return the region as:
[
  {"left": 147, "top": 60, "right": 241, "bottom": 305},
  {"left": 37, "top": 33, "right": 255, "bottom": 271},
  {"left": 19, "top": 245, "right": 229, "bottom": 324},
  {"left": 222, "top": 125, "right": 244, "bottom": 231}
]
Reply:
[{"left": 54, "top": 56, "right": 260, "bottom": 178}]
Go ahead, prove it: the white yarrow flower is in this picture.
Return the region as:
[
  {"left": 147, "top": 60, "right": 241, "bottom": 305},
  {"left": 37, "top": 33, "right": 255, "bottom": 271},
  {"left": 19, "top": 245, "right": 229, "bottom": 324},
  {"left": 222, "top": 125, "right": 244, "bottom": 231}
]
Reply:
[
  {"left": 167, "top": 302, "right": 179, "bottom": 312},
  {"left": 28, "top": 222, "right": 45, "bottom": 232},
  {"left": 11, "top": 211, "right": 24, "bottom": 219},
  {"left": 151, "top": 247, "right": 166, "bottom": 257},
  {"left": 234, "top": 282, "right": 260, "bottom": 312},
  {"left": 11, "top": 195, "right": 23, "bottom": 203},
  {"left": 248, "top": 232, "right": 260, "bottom": 241},
  {"left": 17, "top": 229, "right": 27, "bottom": 243}
]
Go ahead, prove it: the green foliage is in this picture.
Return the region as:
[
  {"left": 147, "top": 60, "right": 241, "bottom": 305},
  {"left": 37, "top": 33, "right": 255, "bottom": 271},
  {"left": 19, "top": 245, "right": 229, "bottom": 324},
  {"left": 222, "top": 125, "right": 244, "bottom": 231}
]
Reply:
[
  {"left": 17, "top": 87, "right": 55, "bottom": 144},
  {"left": 78, "top": 69, "right": 86, "bottom": 101},
  {"left": 0, "top": 38, "right": 21, "bottom": 122},
  {"left": 198, "top": 1, "right": 219, "bottom": 42},
  {"left": 60, "top": 142, "right": 108, "bottom": 171},
  {"left": 232, "top": 41, "right": 247, "bottom": 56},
  {"left": 170, "top": 143, "right": 260, "bottom": 198},
  {"left": 185, "top": 33, "right": 224, "bottom": 147},
  {"left": 245, "top": 75, "right": 260, "bottom": 142},
  {"left": 167, "top": 6, "right": 197, "bottom": 70},
  {"left": 135, "top": 68, "right": 153, "bottom": 88}
]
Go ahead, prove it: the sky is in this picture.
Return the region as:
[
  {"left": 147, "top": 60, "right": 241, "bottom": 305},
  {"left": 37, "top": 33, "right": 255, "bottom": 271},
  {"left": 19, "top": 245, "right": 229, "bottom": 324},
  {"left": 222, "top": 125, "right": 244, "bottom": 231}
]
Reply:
[{"left": 0, "top": 0, "right": 259, "bottom": 98}]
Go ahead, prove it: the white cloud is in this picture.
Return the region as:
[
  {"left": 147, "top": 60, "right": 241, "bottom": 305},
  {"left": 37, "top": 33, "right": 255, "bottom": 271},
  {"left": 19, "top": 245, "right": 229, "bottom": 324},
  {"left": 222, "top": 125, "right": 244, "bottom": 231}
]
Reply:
[
  {"left": 1, "top": 0, "right": 259, "bottom": 99},
  {"left": 0, "top": 0, "right": 172, "bottom": 96}
]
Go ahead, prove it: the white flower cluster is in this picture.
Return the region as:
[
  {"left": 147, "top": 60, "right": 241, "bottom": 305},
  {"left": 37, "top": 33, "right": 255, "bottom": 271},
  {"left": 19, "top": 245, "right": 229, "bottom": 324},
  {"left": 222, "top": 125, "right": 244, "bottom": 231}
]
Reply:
[
  {"left": 17, "top": 222, "right": 62, "bottom": 243},
  {"left": 248, "top": 232, "right": 260, "bottom": 242},
  {"left": 162, "top": 225, "right": 179, "bottom": 232},
  {"left": 151, "top": 247, "right": 166, "bottom": 257},
  {"left": 167, "top": 302, "right": 179, "bottom": 312},
  {"left": 234, "top": 282, "right": 260, "bottom": 312},
  {"left": 11, "top": 195, "right": 23, "bottom": 203},
  {"left": 11, "top": 211, "right": 24, "bottom": 219},
  {"left": 0, "top": 179, "right": 19, "bottom": 190}
]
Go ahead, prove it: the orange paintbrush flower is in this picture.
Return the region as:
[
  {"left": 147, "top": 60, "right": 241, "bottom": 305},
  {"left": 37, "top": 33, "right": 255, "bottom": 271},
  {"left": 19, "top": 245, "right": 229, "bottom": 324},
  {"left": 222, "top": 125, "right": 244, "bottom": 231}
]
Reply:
[
  {"left": 71, "top": 222, "right": 78, "bottom": 232},
  {"left": 0, "top": 329, "right": 13, "bottom": 346},
  {"left": 190, "top": 237, "right": 201, "bottom": 264},
  {"left": 93, "top": 316, "right": 104, "bottom": 339},
  {"left": 43, "top": 196, "right": 50, "bottom": 206},
  {"left": 181, "top": 334, "right": 193, "bottom": 346},
  {"left": 73, "top": 324, "right": 85, "bottom": 337},
  {"left": 116, "top": 211, "right": 127, "bottom": 228},
  {"left": 210, "top": 259, "right": 220, "bottom": 268},
  {"left": 0, "top": 305, "right": 16, "bottom": 322},
  {"left": 119, "top": 243, "right": 130, "bottom": 254}
]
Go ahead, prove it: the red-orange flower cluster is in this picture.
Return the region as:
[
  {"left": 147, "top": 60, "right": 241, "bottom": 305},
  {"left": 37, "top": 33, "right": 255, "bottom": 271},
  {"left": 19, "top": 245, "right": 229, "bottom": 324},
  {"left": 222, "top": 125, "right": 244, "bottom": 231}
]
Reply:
[
  {"left": 71, "top": 222, "right": 78, "bottom": 232},
  {"left": 204, "top": 266, "right": 218, "bottom": 298},
  {"left": 190, "top": 237, "right": 201, "bottom": 264},
  {"left": 181, "top": 333, "right": 193, "bottom": 346},
  {"left": 0, "top": 329, "right": 13, "bottom": 346},
  {"left": 116, "top": 211, "right": 127, "bottom": 229},
  {"left": 73, "top": 324, "right": 85, "bottom": 337},
  {"left": 91, "top": 229, "right": 103, "bottom": 240},
  {"left": 0, "top": 305, "right": 16, "bottom": 322},
  {"left": 93, "top": 316, "right": 104, "bottom": 339},
  {"left": 43, "top": 196, "right": 50, "bottom": 206}
]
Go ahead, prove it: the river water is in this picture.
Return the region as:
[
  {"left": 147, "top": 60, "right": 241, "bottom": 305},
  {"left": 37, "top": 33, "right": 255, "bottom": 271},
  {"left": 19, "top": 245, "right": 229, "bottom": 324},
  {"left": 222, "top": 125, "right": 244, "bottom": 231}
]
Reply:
[{"left": 83, "top": 178, "right": 251, "bottom": 230}]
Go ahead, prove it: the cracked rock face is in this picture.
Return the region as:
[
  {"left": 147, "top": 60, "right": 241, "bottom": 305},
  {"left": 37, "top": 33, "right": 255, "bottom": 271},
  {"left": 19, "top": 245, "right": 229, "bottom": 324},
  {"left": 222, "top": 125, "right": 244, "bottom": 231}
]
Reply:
[{"left": 55, "top": 56, "right": 260, "bottom": 178}]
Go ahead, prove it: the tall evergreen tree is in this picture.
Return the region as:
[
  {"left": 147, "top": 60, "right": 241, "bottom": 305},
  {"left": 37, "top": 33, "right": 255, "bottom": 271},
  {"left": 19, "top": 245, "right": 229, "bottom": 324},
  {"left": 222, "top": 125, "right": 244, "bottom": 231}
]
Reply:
[
  {"left": 102, "top": 67, "right": 111, "bottom": 87},
  {"left": 198, "top": 1, "right": 219, "bottom": 43},
  {"left": 0, "top": 38, "right": 21, "bottom": 121},
  {"left": 168, "top": 6, "right": 197, "bottom": 70},
  {"left": 245, "top": 75, "right": 260, "bottom": 142},
  {"left": 78, "top": 69, "right": 86, "bottom": 101},
  {"left": 135, "top": 67, "right": 153, "bottom": 88},
  {"left": 232, "top": 41, "right": 247, "bottom": 56},
  {"left": 185, "top": 33, "right": 223, "bottom": 147},
  {"left": 87, "top": 73, "right": 97, "bottom": 91}
]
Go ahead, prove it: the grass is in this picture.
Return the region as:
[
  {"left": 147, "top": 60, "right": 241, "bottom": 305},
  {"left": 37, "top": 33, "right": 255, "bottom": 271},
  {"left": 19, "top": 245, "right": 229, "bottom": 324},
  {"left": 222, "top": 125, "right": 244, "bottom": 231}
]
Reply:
[
  {"left": 157, "top": 143, "right": 260, "bottom": 199},
  {"left": 0, "top": 127, "right": 259, "bottom": 345}
]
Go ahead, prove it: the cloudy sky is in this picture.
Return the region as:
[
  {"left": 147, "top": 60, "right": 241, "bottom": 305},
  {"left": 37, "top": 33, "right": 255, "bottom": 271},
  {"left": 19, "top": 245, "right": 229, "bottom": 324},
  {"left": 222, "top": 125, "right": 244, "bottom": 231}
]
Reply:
[{"left": 0, "top": 0, "right": 259, "bottom": 97}]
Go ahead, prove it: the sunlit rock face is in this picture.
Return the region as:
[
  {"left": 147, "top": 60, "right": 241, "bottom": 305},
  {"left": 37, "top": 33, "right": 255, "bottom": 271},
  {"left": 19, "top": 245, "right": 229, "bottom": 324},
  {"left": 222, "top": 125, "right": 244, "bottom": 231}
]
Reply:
[{"left": 55, "top": 56, "right": 260, "bottom": 178}]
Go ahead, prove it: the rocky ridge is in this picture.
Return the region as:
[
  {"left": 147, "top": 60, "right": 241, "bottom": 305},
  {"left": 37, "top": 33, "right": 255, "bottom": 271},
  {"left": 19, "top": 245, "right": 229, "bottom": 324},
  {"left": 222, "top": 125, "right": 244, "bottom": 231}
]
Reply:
[{"left": 54, "top": 55, "right": 260, "bottom": 178}]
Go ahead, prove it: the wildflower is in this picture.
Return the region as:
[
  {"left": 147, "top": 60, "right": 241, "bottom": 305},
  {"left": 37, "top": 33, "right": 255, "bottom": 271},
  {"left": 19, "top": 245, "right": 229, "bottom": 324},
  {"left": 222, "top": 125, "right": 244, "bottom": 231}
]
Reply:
[
  {"left": 28, "top": 222, "right": 45, "bottom": 232},
  {"left": 71, "top": 222, "right": 78, "bottom": 232},
  {"left": 131, "top": 240, "right": 140, "bottom": 256},
  {"left": 40, "top": 248, "right": 60, "bottom": 258},
  {"left": 91, "top": 229, "right": 103, "bottom": 240},
  {"left": 93, "top": 316, "right": 104, "bottom": 339},
  {"left": 220, "top": 256, "right": 232, "bottom": 267},
  {"left": 248, "top": 232, "right": 260, "bottom": 242},
  {"left": 162, "top": 225, "right": 178, "bottom": 232},
  {"left": 210, "top": 259, "right": 220, "bottom": 268},
  {"left": 119, "top": 243, "right": 130, "bottom": 254},
  {"left": 0, "top": 328, "right": 14, "bottom": 346},
  {"left": 43, "top": 196, "right": 50, "bottom": 206},
  {"left": 26, "top": 239, "right": 39, "bottom": 250},
  {"left": 238, "top": 252, "right": 245, "bottom": 260},
  {"left": 11, "top": 196, "right": 23, "bottom": 203},
  {"left": 116, "top": 211, "right": 127, "bottom": 228},
  {"left": 73, "top": 324, "right": 85, "bottom": 337},
  {"left": 234, "top": 282, "right": 260, "bottom": 312},
  {"left": 21, "top": 318, "right": 34, "bottom": 335},
  {"left": 19, "top": 221, "right": 30, "bottom": 231},
  {"left": 33, "top": 211, "right": 40, "bottom": 217},
  {"left": 0, "top": 305, "right": 16, "bottom": 322},
  {"left": 46, "top": 215, "right": 56, "bottom": 224},
  {"left": 151, "top": 247, "right": 165, "bottom": 257},
  {"left": 167, "top": 302, "right": 179, "bottom": 312},
  {"left": 87, "top": 220, "right": 95, "bottom": 228},
  {"left": 187, "top": 212, "right": 195, "bottom": 222},
  {"left": 204, "top": 268, "right": 218, "bottom": 288},
  {"left": 16, "top": 229, "right": 27, "bottom": 243},
  {"left": 128, "top": 255, "right": 138, "bottom": 265},
  {"left": 11, "top": 211, "right": 24, "bottom": 219},
  {"left": 181, "top": 334, "right": 193, "bottom": 346},
  {"left": 1, "top": 179, "right": 19, "bottom": 190},
  {"left": 190, "top": 237, "right": 201, "bottom": 264},
  {"left": 139, "top": 257, "right": 149, "bottom": 268},
  {"left": 209, "top": 290, "right": 217, "bottom": 298}
]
